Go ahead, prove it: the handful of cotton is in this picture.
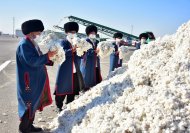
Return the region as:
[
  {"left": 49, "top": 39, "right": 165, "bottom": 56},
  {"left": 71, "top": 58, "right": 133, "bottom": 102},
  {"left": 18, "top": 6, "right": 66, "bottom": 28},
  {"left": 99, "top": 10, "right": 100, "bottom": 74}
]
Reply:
[
  {"left": 72, "top": 37, "right": 92, "bottom": 56},
  {"left": 37, "top": 31, "right": 65, "bottom": 64},
  {"left": 118, "top": 45, "right": 129, "bottom": 59},
  {"left": 37, "top": 32, "right": 58, "bottom": 46},
  {"left": 97, "top": 41, "right": 115, "bottom": 58},
  {"left": 48, "top": 43, "right": 65, "bottom": 64}
]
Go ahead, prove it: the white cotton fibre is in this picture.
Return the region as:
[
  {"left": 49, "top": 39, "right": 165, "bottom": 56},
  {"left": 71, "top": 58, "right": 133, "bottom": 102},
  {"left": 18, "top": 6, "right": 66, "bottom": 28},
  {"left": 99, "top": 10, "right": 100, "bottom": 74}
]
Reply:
[{"left": 36, "top": 30, "right": 65, "bottom": 64}]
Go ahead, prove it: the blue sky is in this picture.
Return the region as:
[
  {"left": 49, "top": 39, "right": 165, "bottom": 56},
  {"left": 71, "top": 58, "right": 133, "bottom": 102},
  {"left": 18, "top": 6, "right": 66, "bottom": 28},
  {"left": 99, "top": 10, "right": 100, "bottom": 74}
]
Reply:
[{"left": 0, "top": 0, "right": 190, "bottom": 37}]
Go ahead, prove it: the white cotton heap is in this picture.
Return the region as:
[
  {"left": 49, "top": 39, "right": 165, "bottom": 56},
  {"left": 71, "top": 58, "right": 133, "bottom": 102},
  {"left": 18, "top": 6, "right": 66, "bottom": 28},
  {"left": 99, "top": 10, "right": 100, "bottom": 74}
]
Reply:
[
  {"left": 37, "top": 31, "right": 65, "bottom": 64},
  {"left": 106, "top": 65, "right": 128, "bottom": 79},
  {"left": 72, "top": 38, "right": 92, "bottom": 57},
  {"left": 97, "top": 41, "right": 115, "bottom": 58},
  {"left": 49, "top": 20, "right": 190, "bottom": 133},
  {"left": 118, "top": 45, "right": 129, "bottom": 59}
]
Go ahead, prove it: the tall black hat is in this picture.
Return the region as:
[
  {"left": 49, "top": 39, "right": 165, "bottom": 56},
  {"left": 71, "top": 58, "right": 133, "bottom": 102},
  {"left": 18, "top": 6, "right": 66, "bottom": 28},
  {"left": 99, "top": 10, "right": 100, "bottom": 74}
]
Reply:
[
  {"left": 85, "top": 25, "right": 97, "bottom": 35},
  {"left": 139, "top": 33, "right": 148, "bottom": 40},
  {"left": 64, "top": 22, "right": 79, "bottom": 33},
  {"left": 113, "top": 32, "right": 123, "bottom": 38},
  {"left": 21, "top": 19, "right": 44, "bottom": 35}
]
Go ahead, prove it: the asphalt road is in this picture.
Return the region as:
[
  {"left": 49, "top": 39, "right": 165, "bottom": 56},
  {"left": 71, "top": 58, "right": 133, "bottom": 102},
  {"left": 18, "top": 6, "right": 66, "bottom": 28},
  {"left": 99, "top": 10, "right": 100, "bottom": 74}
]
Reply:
[{"left": 0, "top": 36, "right": 136, "bottom": 133}]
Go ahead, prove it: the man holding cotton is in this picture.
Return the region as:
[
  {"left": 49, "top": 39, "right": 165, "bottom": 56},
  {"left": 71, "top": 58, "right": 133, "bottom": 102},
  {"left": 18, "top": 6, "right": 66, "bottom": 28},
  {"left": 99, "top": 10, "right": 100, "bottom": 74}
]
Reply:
[
  {"left": 109, "top": 32, "right": 124, "bottom": 72},
  {"left": 16, "top": 19, "right": 56, "bottom": 133},
  {"left": 80, "top": 25, "right": 102, "bottom": 91}
]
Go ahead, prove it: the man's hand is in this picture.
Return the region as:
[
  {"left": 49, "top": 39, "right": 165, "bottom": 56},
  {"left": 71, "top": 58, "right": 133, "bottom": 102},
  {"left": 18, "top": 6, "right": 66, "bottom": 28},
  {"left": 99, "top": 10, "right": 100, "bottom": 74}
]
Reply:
[
  {"left": 120, "top": 40, "right": 128, "bottom": 46},
  {"left": 95, "top": 48, "right": 99, "bottom": 53},
  {"left": 115, "top": 51, "right": 119, "bottom": 55},
  {"left": 48, "top": 50, "right": 57, "bottom": 58}
]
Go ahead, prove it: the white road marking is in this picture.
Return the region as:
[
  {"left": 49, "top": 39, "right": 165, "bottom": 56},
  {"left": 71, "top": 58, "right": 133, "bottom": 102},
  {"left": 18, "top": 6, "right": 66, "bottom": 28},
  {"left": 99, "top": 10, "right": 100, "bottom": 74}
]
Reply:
[{"left": 0, "top": 60, "right": 11, "bottom": 72}]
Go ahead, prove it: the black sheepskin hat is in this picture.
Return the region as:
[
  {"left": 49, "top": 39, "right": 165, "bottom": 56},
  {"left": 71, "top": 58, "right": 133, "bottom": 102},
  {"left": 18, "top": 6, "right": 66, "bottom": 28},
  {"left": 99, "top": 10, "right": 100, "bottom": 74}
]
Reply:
[
  {"left": 21, "top": 19, "right": 44, "bottom": 35},
  {"left": 113, "top": 32, "right": 123, "bottom": 38},
  {"left": 139, "top": 33, "right": 148, "bottom": 40},
  {"left": 64, "top": 22, "right": 79, "bottom": 33},
  {"left": 85, "top": 25, "right": 98, "bottom": 35}
]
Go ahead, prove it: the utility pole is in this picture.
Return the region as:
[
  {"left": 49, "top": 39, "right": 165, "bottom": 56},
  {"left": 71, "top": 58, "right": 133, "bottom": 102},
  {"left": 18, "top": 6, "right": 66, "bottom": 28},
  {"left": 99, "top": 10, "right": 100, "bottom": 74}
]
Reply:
[{"left": 13, "top": 17, "right": 15, "bottom": 37}]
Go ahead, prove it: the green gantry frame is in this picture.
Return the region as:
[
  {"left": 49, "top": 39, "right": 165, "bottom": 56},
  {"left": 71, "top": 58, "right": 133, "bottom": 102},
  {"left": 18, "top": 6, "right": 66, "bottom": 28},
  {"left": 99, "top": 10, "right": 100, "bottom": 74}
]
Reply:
[{"left": 54, "top": 16, "right": 138, "bottom": 40}]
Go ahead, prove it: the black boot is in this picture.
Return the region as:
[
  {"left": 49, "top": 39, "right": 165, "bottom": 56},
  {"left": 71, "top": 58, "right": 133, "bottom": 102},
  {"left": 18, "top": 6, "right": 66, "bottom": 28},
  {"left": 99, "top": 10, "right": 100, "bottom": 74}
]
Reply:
[
  {"left": 30, "top": 124, "right": 43, "bottom": 132},
  {"left": 55, "top": 107, "right": 63, "bottom": 113},
  {"left": 19, "top": 111, "right": 31, "bottom": 133},
  {"left": 55, "top": 94, "right": 66, "bottom": 109},
  {"left": 66, "top": 94, "right": 75, "bottom": 104}
]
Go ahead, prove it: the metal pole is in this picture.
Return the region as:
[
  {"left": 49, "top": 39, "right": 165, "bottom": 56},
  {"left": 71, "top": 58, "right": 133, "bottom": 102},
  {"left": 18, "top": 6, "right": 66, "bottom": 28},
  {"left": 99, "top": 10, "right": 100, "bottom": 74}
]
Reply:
[{"left": 13, "top": 17, "right": 15, "bottom": 37}]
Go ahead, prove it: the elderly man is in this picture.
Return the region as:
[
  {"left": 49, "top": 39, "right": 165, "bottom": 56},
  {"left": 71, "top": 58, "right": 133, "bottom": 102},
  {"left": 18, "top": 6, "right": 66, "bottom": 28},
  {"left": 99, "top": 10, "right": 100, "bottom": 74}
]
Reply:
[{"left": 16, "top": 19, "right": 56, "bottom": 133}]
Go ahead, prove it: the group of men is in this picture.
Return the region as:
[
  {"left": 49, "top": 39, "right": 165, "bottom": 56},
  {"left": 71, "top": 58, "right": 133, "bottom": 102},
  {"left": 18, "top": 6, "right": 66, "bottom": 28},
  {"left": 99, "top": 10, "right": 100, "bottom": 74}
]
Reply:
[
  {"left": 16, "top": 19, "right": 126, "bottom": 133},
  {"left": 16, "top": 18, "right": 156, "bottom": 133}
]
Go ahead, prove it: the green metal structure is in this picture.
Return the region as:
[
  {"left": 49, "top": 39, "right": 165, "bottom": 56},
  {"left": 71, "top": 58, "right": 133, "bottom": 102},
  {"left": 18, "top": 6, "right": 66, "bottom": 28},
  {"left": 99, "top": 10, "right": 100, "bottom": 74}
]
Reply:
[{"left": 54, "top": 16, "right": 138, "bottom": 40}]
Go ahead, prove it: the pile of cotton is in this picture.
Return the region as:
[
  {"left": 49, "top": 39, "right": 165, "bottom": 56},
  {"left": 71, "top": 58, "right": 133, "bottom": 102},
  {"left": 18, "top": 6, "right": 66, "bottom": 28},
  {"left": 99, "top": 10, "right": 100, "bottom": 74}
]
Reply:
[
  {"left": 72, "top": 37, "right": 92, "bottom": 56},
  {"left": 48, "top": 67, "right": 133, "bottom": 133},
  {"left": 97, "top": 41, "right": 115, "bottom": 58},
  {"left": 106, "top": 65, "right": 128, "bottom": 79},
  {"left": 49, "top": 20, "right": 190, "bottom": 133},
  {"left": 36, "top": 30, "right": 65, "bottom": 64}
]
